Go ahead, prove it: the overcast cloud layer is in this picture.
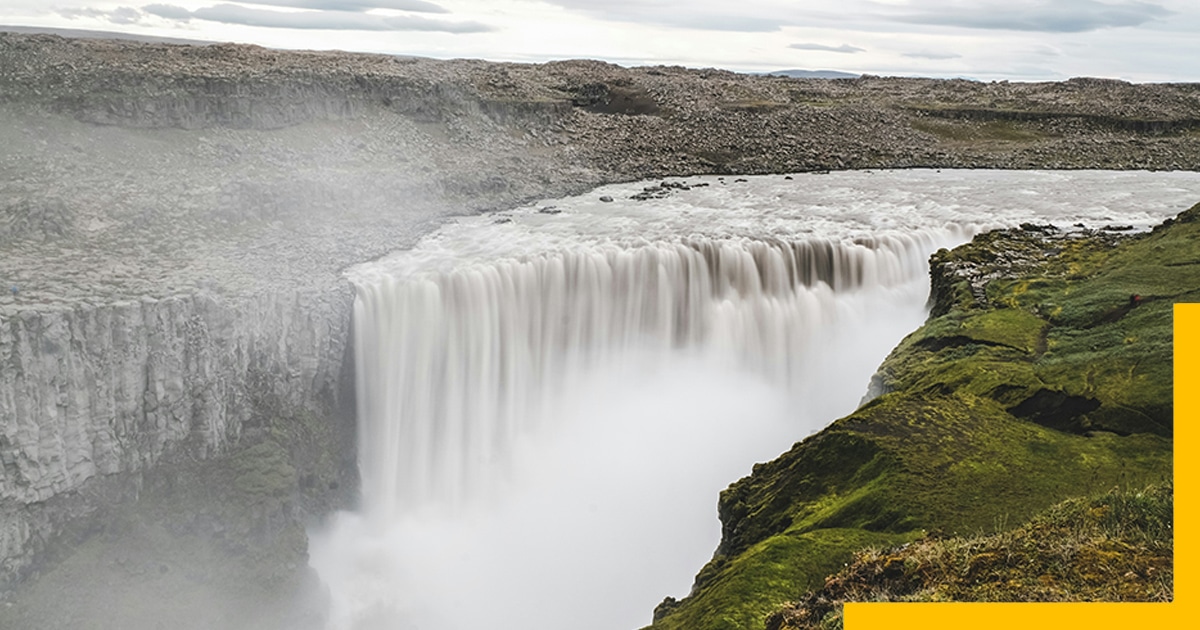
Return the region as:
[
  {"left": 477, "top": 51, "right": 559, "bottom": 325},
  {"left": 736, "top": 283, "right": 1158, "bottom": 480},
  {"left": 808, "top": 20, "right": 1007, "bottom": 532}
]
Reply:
[
  {"left": 2, "top": 0, "right": 1197, "bottom": 81},
  {"left": 136, "top": 3, "right": 492, "bottom": 32}
]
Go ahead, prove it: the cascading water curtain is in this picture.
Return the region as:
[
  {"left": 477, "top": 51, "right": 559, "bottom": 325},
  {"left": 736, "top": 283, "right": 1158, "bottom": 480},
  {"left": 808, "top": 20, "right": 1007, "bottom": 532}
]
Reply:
[
  {"left": 314, "top": 170, "right": 1200, "bottom": 630},
  {"left": 351, "top": 231, "right": 951, "bottom": 517}
]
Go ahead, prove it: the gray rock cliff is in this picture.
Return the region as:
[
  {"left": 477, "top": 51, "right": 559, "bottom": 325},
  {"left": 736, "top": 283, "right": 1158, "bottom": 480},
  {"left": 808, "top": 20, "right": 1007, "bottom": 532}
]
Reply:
[{"left": 1, "top": 288, "right": 350, "bottom": 580}]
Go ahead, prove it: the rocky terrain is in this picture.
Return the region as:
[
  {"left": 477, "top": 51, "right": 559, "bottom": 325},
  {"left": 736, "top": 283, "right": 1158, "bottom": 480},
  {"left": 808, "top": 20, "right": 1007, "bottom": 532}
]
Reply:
[
  {"left": 3, "top": 32, "right": 1198, "bottom": 307},
  {"left": 0, "top": 30, "right": 1198, "bottom": 627}
]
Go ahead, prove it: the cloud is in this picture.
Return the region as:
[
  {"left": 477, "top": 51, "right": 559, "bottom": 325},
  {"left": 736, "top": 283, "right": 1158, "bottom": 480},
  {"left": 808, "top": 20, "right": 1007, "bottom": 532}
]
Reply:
[
  {"left": 59, "top": 6, "right": 147, "bottom": 24},
  {"left": 1029, "top": 44, "right": 1063, "bottom": 57},
  {"left": 234, "top": 1, "right": 447, "bottom": 13},
  {"left": 142, "top": 3, "right": 191, "bottom": 20},
  {"left": 789, "top": 42, "right": 865, "bottom": 53},
  {"left": 140, "top": 3, "right": 493, "bottom": 32},
  {"left": 59, "top": 7, "right": 119, "bottom": 20},
  {"left": 902, "top": 50, "right": 961, "bottom": 59},
  {"left": 894, "top": 0, "right": 1171, "bottom": 32},
  {"left": 666, "top": 13, "right": 787, "bottom": 32},
  {"left": 541, "top": 0, "right": 789, "bottom": 32},
  {"left": 110, "top": 7, "right": 144, "bottom": 24}
]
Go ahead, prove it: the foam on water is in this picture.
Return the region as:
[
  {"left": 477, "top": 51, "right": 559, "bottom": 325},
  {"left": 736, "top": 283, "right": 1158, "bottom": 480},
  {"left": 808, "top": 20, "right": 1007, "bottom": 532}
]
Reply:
[
  {"left": 314, "top": 170, "right": 1200, "bottom": 630},
  {"left": 350, "top": 169, "right": 1197, "bottom": 283}
]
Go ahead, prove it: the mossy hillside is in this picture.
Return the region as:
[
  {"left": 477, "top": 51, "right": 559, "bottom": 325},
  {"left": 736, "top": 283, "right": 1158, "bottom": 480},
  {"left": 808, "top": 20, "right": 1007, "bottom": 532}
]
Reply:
[
  {"left": 768, "top": 485, "right": 1173, "bottom": 630},
  {"left": 899, "top": 204, "right": 1200, "bottom": 436},
  {"left": 839, "top": 393, "right": 1169, "bottom": 534},
  {"left": 655, "top": 396, "right": 1169, "bottom": 630},
  {"left": 655, "top": 528, "right": 913, "bottom": 630},
  {"left": 650, "top": 205, "right": 1193, "bottom": 630}
]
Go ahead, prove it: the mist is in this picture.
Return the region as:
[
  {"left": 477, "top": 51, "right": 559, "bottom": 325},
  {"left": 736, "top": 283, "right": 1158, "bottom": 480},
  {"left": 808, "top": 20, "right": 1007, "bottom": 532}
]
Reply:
[
  {"left": 304, "top": 168, "right": 1200, "bottom": 629},
  {"left": 311, "top": 256, "right": 934, "bottom": 630}
]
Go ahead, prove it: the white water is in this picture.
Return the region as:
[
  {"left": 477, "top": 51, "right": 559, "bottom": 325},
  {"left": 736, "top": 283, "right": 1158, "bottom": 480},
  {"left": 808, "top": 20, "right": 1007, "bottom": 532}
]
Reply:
[{"left": 311, "top": 170, "right": 1200, "bottom": 630}]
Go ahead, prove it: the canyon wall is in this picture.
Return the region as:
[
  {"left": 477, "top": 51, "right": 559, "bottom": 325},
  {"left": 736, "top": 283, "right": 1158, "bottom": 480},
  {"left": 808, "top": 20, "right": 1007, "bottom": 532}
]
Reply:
[
  {"left": 1, "top": 30, "right": 1198, "bottom": 590},
  {"left": 0, "top": 288, "right": 352, "bottom": 581}
]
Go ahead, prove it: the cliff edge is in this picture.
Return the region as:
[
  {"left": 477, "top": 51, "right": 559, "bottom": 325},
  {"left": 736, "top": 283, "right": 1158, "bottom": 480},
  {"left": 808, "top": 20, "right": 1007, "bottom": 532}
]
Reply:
[{"left": 649, "top": 205, "right": 1195, "bottom": 629}]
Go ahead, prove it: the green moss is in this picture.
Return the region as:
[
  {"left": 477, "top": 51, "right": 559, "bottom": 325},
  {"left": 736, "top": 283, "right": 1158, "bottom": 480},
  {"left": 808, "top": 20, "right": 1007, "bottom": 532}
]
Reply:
[
  {"left": 652, "top": 205, "right": 1192, "bottom": 629},
  {"left": 960, "top": 309, "right": 1046, "bottom": 352},
  {"left": 229, "top": 440, "right": 296, "bottom": 506},
  {"left": 722, "top": 100, "right": 791, "bottom": 113},
  {"left": 841, "top": 392, "right": 1169, "bottom": 535},
  {"left": 910, "top": 119, "right": 1047, "bottom": 143},
  {"left": 654, "top": 529, "right": 913, "bottom": 630},
  {"left": 769, "top": 485, "right": 1173, "bottom": 629}
]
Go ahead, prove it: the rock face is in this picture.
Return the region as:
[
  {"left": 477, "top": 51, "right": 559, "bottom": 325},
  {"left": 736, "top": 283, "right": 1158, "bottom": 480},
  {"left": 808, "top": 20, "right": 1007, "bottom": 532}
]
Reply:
[
  {"left": 0, "top": 288, "right": 351, "bottom": 581},
  {"left": 0, "top": 30, "right": 1198, "bottom": 591}
]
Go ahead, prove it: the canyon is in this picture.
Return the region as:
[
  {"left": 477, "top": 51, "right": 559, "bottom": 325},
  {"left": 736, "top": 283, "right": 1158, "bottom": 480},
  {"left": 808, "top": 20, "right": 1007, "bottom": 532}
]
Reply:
[{"left": 1, "top": 30, "right": 1197, "bottom": 628}]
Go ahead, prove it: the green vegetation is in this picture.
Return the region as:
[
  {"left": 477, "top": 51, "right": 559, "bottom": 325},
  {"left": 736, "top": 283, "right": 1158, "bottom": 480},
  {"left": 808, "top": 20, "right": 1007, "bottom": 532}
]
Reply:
[
  {"left": 767, "top": 485, "right": 1173, "bottom": 629},
  {"left": 786, "top": 90, "right": 842, "bottom": 109},
  {"left": 721, "top": 100, "right": 791, "bottom": 114},
  {"left": 910, "top": 118, "right": 1047, "bottom": 143},
  {"left": 650, "top": 203, "right": 1196, "bottom": 630}
]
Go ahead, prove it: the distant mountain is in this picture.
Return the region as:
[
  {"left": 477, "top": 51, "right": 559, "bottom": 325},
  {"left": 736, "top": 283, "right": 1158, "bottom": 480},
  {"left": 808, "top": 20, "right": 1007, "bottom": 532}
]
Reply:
[
  {"left": 764, "top": 69, "right": 860, "bottom": 79},
  {"left": 0, "top": 25, "right": 211, "bottom": 46}
]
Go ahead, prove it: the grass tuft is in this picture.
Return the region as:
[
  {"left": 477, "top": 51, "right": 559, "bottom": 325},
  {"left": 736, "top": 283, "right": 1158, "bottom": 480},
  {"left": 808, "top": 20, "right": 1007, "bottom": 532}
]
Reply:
[{"left": 767, "top": 485, "right": 1174, "bottom": 629}]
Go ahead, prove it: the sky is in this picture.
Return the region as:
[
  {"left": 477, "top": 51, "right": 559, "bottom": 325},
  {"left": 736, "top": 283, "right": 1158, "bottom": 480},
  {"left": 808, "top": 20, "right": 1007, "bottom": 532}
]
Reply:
[{"left": 1, "top": 0, "right": 1197, "bottom": 81}]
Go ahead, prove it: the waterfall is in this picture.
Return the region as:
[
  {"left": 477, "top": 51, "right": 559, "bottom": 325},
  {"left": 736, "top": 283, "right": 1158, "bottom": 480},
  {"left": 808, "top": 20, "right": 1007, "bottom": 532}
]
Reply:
[
  {"left": 351, "top": 232, "right": 951, "bottom": 518},
  {"left": 313, "top": 170, "right": 1200, "bottom": 630}
]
